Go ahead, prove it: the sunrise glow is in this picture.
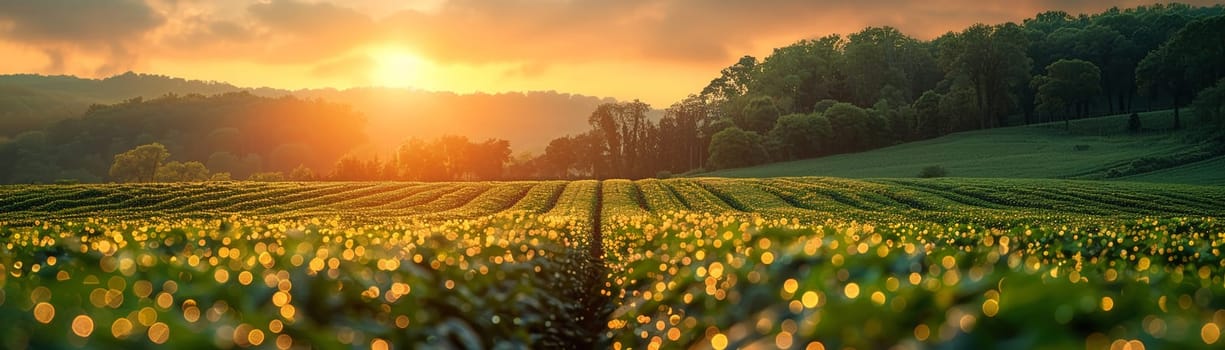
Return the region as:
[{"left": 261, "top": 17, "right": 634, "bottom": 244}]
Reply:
[
  {"left": 369, "top": 47, "right": 433, "bottom": 88},
  {"left": 4, "top": 0, "right": 1221, "bottom": 105}
]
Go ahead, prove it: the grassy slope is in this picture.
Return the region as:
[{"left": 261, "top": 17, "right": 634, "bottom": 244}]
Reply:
[
  {"left": 706, "top": 110, "right": 1216, "bottom": 183},
  {"left": 1117, "top": 155, "right": 1225, "bottom": 185}
]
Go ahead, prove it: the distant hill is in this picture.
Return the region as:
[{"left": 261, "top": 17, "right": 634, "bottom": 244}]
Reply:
[
  {"left": 294, "top": 88, "right": 612, "bottom": 153},
  {"left": 705, "top": 110, "right": 1223, "bottom": 186},
  {"left": 0, "top": 73, "right": 258, "bottom": 137},
  {"left": 0, "top": 73, "right": 612, "bottom": 153}
]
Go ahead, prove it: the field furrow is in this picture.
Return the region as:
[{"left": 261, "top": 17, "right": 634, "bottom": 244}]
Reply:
[
  {"left": 663, "top": 179, "right": 741, "bottom": 214},
  {"left": 506, "top": 180, "right": 567, "bottom": 213},
  {"left": 3, "top": 178, "right": 1225, "bottom": 349}
]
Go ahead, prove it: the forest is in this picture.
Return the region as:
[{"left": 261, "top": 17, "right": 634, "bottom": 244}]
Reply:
[
  {"left": 525, "top": 3, "right": 1225, "bottom": 179},
  {"left": 0, "top": 3, "right": 1223, "bottom": 183}
]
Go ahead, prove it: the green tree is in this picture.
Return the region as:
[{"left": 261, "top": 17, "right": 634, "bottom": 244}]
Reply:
[
  {"left": 874, "top": 97, "right": 919, "bottom": 142},
  {"left": 1139, "top": 15, "right": 1225, "bottom": 129},
  {"left": 543, "top": 136, "right": 579, "bottom": 178},
  {"left": 1192, "top": 78, "right": 1225, "bottom": 129},
  {"left": 768, "top": 113, "right": 832, "bottom": 159},
  {"left": 154, "top": 161, "right": 209, "bottom": 182},
  {"left": 912, "top": 91, "right": 943, "bottom": 138},
  {"left": 938, "top": 88, "right": 981, "bottom": 132},
  {"left": 1136, "top": 44, "right": 1188, "bottom": 129},
  {"left": 180, "top": 162, "right": 209, "bottom": 182},
  {"left": 701, "top": 56, "right": 759, "bottom": 124},
  {"left": 812, "top": 99, "right": 839, "bottom": 114},
  {"left": 824, "top": 103, "right": 886, "bottom": 152},
  {"left": 736, "top": 96, "right": 781, "bottom": 133},
  {"left": 289, "top": 164, "right": 316, "bottom": 181},
  {"left": 939, "top": 23, "right": 1032, "bottom": 129},
  {"left": 1032, "top": 59, "right": 1102, "bottom": 128},
  {"left": 1072, "top": 25, "right": 1138, "bottom": 114},
  {"left": 701, "top": 56, "right": 758, "bottom": 103},
  {"left": 110, "top": 143, "right": 169, "bottom": 183},
  {"left": 661, "top": 95, "right": 715, "bottom": 171},
  {"left": 750, "top": 36, "right": 844, "bottom": 112},
  {"left": 1165, "top": 15, "right": 1225, "bottom": 90},
  {"left": 588, "top": 101, "right": 653, "bottom": 178},
  {"left": 707, "top": 127, "right": 767, "bottom": 170},
  {"left": 844, "top": 27, "right": 936, "bottom": 106},
  {"left": 0, "top": 131, "right": 67, "bottom": 183}
]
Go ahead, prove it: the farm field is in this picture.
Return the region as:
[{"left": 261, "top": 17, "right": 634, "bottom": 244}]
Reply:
[
  {"left": 705, "top": 110, "right": 1223, "bottom": 184},
  {"left": 2, "top": 178, "right": 1225, "bottom": 349}
]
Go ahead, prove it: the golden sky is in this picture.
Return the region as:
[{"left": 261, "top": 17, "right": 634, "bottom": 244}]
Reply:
[{"left": 0, "top": 0, "right": 1214, "bottom": 106}]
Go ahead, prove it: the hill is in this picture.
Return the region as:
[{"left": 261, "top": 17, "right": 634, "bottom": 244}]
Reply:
[
  {"left": 706, "top": 110, "right": 1222, "bottom": 185},
  {"left": 296, "top": 88, "right": 611, "bottom": 153},
  {"left": 0, "top": 73, "right": 611, "bottom": 152}
]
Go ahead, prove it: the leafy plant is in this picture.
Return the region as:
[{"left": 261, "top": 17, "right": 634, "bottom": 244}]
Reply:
[{"left": 918, "top": 165, "right": 949, "bottom": 178}]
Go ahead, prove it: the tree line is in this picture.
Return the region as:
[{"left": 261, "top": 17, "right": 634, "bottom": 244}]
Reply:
[
  {"left": 105, "top": 136, "right": 512, "bottom": 183},
  {"left": 0, "top": 92, "right": 366, "bottom": 183},
  {"left": 510, "top": 3, "right": 1225, "bottom": 179}
]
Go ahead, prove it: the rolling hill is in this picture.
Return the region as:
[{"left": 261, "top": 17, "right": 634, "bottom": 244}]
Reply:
[
  {"left": 0, "top": 73, "right": 611, "bottom": 153},
  {"left": 707, "top": 110, "right": 1223, "bottom": 185}
]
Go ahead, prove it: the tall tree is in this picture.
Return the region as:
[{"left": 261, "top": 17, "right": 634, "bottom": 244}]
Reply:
[
  {"left": 543, "top": 136, "right": 579, "bottom": 179},
  {"left": 823, "top": 103, "right": 886, "bottom": 152},
  {"left": 736, "top": 96, "right": 782, "bottom": 133},
  {"left": 768, "top": 112, "right": 832, "bottom": 159},
  {"left": 1136, "top": 43, "right": 1189, "bottom": 129},
  {"left": 587, "top": 101, "right": 652, "bottom": 178},
  {"left": 109, "top": 143, "right": 169, "bottom": 183},
  {"left": 844, "top": 27, "right": 937, "bottom": 106},
  {"left": 1032, "top": 59, "right": 1102, "bottom": 128},
  {"left": 1192, "top": 78, "right": 1225, "bottom": 129},
  {"left": 750, "top": 35, "right": 844, "bottom": 112},
  {"left": 1137, "top": 14, "right": 1225, "bottom": 130},
  {"left": 939, "top": 23, "right": 1032, "bottom": 129},
  {"left": 701, "top": 56, "right": 758, "bottom": 103},
  {"left": 468, "top": 139, "right": 512, "bottom": 180},
  {"left": 701, "top": 56, "right": 758, "bottom": 122},
  {"left": 707, "top": 127, "right": 767, "bottom": 170},
  {"left": 662, "top": 95, "right": 715, "bottom": 171}
]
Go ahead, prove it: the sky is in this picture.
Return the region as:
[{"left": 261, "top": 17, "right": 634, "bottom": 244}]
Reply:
[{"left": 0, "top": 0, "right": 1217, "bottom": 107}]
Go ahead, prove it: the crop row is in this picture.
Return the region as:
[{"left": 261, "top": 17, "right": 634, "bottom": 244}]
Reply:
[
  {"left": 601, "top": 212, "right": 1225, "bottom": 349},
  {"left": 0, "top": 213, "right": 605, "bottom": 348},
  {"left": 5, "top": 179, "right": 1225, "bottom": 224}
]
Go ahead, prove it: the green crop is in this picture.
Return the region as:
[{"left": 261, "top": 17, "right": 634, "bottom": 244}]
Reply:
[{"left": 1, "top": 178, "right": 1223, "bottom": 349}]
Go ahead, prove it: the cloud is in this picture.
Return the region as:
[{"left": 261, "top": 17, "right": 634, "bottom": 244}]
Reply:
[
  {"left": 502, "top": 61, "right": 550, "bottom": 78},
  {"left": 377, "top": 0, "right": 978, "bottom": 66},
  {"left": 245, "top": 0, "right": 380, "bottom": 62},
  {"left": 0, "top": 0, "right": 164, "bottom": 45},
  {"left": 311, "top": 54, "right": 375, "bottom": 80},
  {"left": 0, "top": 0, "right": 165, "bottom": 74},
  {"left": 377, "top": 0, "right": 1225, "bottom": 66}
]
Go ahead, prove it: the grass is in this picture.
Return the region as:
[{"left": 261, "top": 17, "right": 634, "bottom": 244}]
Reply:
[
  {"left": 2, "top": 178, "right": 1224, "bottom": 349},
  {"left": 706, "top": 110, "right": 1219, "bottom": 184},
  {"left": 1117, "top": 155, "right": 1225, "bottom": 185}
]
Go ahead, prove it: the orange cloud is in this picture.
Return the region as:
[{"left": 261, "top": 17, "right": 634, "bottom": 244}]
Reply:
[{"left": 2, "top": 0, "right": 1222, "bottom": 105}]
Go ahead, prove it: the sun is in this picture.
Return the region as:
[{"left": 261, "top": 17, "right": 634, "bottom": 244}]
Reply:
[{"left": 369, "top": 47, "right": 432, "bottom": 88}]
